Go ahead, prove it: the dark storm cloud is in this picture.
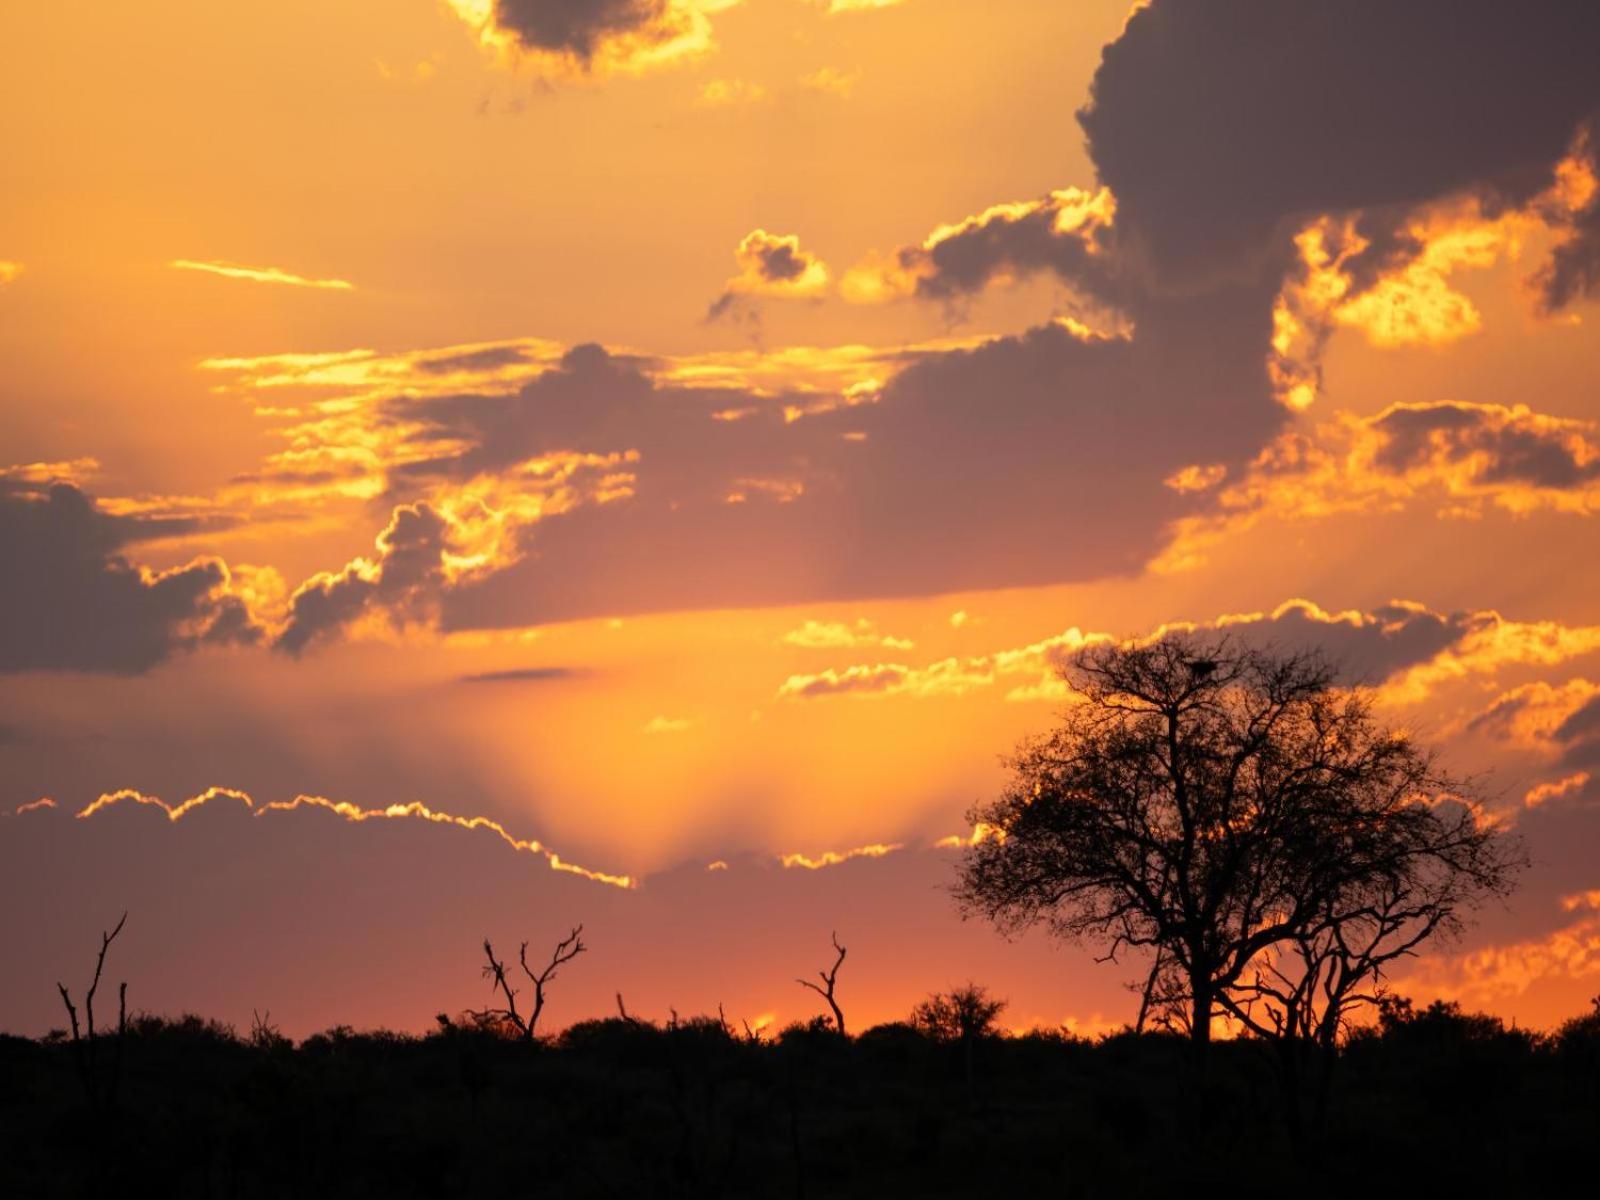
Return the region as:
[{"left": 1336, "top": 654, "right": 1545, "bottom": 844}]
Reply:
[
  {"left": 1080, "top": 0, "right": 1600, "bottom": 290},
  {"left": 491, "top": 0, "right": 679, "bottom": 62},
  {"left": 0, "top": 481, "right": 260, "bottom": 675},
  {"left": 275, "top": 504, "right": 453, "bottom": 656}
]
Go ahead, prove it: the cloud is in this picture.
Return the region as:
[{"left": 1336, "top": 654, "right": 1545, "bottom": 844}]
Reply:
[
  {"left": 0, "top": 481, "right": 262, "bottom": 674},
  {"left": 696, "top": 78, "right": 766, "bottom": 106},
  {"left": 1467, "top": 680, "right": 1600, "bottom": 749},
  {"left": 417, "top": 302, "right": 1279, "bottom": 632},
  {"left": 195, "top": 3, "right": 1600, "bottom": 640},
  {"left": 775, "top": 599, "right": 1600, "bottom": 708},
  {"left": 643, "top": 715, "right": 695, "bottom": 734},
  {"left": 799, "top": 66, "right": 861, "bottom": 98},
  {"left": 275, "top": 503, "right": 456, "bottom": 655},
  {"left": 169, "top": 259, "right": 354, "bottom": 290},
  {"left": 1398, "top": 899, "right": 1600, "bottom": 1009},
  {"left": 840, "top": 188, "right": 1118, "bottom": 307},
  {"left": 1079, "top": 1, "right": 1600, "bottom": 292},
  {"left": 1162, "top": 401, "right": 1600, "bottom": 571},
  {"left": 448, "top": 0, "right": 734, "bottom": 79},
  {"left": 777, "top": 842, "right": 901, "bottom": 870},
  {"left": 67, "top": 785, "right": 634, "bottom": 888},
  {"left": 1530, "top": 126, "right": 1600, "bottom": 313},
  {"left": 815, "top": 0, "right": 903, "bottom": 13},
  {"left": 707, "top": 230, "right": 831, "bottom": 321},
  {"left": 457, "top": 666, "right": 583, "bottom": 683},
  {"left": 1472, "top": 682, "right": 1600, "bottom": 808},
  {"left": 778, "top": 619, "right": 911, "bottom": 651}
]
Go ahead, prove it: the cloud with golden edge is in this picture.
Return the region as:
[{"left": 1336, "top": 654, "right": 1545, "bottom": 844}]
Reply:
[
  {"left": 1467, "top": 679, "right": 1600, "bottom": 748},
  {"left": 1398, "top": 894, "right": 1600, "bottom": 1009},
  {"left": 169, "top": 259, "right": 355, "bottom": 291},
  {"left": 779, "top": 619, "right": 912, "bottom": 651},
  {"left": 1267, "top": 156, "right": 1596, "bottom": 411},
  {"left": 1159, "top": 401, "right": 1600, "bottom": 573},
  {"left": 0, "top": 457, "right": 101, "bottom": 486},
  {"left": 933, "top": 822, "right": 1005, "bottom": 850},
  {"left": 775, "top": 627, "right": 1108, "bottom": 704},
  {"left": 840, "top": 187, "right": 1117, "bottom": 306},
  {"left": 447, "top": 0, "right": 737, "bottom": 81},
  {"left": 1525, "top": 773, "right": 1593, "bottom": 809},
  {"left": 7, "top": 798, "right": 57, "bottom": 817},
  {"left": 777, "top": 842, "right": 902, "bottom": 870},
  {"left": 1381, "top": 618, "right": 1600, "bottom": 705},
  {"left": 777, "top": 599, "right": 1600, "bottom": 713},
  {"left": 707, "top": 229, "right": 831, "bottom": 321},
  {"left": 72, "top": 786, "right": 634, "bottom": 888}
]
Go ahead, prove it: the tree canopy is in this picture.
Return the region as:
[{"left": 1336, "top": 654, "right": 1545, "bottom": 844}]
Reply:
[{"left": 955, "top": 634, "right": 1523, "bottom": 1048}]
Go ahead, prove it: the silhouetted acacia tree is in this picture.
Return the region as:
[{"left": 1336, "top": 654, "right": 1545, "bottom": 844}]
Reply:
[
  {"left": 955, "top": 635, "right": 1522, "bottom": 1064},
  {"left": 472, "top": 925, "right": 586, "bottom": 1040},
  {"left": 796, "top": 932, "right": 848, "bottom": 1034}
]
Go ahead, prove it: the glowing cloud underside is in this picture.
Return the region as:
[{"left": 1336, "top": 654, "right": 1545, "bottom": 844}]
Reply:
[
  {"left": 71, "top": 787, "right": 636, "bottom": 889},
  {"left": 169, "top": 260, "right": 355, "bottom": 291}
]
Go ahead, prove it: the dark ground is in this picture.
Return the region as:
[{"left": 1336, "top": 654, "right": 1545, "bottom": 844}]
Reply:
[{"left": 2, "top": 1000, "right": 1597, "bottom": 1198}]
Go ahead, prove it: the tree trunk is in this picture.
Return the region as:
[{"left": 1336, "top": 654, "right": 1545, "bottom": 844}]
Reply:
[{"left": 1189, "top": 982, "right": 1213, "bottom": 1048}]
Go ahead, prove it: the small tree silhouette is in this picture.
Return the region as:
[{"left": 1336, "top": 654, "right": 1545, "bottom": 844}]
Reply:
[
  {"left": 55, "top": 911, "right": 129, "bottom": 1112},
  {"left": 795, "top": 932, "right": 848, "bottom": 1034},
  {"left": 911, "top": 983, "right": 1007, "bottom": 1101},
  {"left": 909, "top": 983, "right": 1007, "bottom": 1042},
  {"left": 472, "top": 925, "right": 586, "bottom": 1040}
]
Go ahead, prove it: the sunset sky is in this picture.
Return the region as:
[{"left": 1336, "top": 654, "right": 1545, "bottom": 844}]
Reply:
[{"left": 4, "top": 0, "right": 1600, "bottom": 1039}]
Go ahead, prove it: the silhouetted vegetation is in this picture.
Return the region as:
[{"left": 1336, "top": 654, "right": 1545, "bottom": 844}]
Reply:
[
  {"left": 957, "top": 634, "right": 1524, "bottom": 1151},
  {"left": 7, "top": 641, "right": 1575, "bottom": 1195},
  {"left": 4, "top": 996, "right": 1597, "bottom": 1197}
]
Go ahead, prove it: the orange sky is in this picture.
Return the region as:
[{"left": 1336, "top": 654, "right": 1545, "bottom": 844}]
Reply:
[{"left": 3, "top": 0, "right": 1600, "bottom": 1038}]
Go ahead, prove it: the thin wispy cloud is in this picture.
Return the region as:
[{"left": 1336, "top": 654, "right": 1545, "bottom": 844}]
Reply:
[{"left": 169, "top": 259, "right": 355, "bottom": 291}]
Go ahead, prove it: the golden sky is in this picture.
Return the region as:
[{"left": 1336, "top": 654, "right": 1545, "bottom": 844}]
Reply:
[{"left": 4, "top": 0, "right": 1600, "bottom": 1038}]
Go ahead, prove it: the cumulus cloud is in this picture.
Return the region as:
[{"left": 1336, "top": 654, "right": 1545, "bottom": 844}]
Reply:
[
  {"left": 275, "top": 503, "right": 455, "bottom": 656},
  {"left": 1079, "top": 1, "right": 1600, "bottom": 291},
  {"left": 448, "top": 0, "right": 733, "bottom": 79},
  {"left": 707, "top": 230, "right": 831, "bottom": 321},
  {"left": 841, "top": 188, "right": 1117, "bottom": 307},
  {"left": 0, "top": 480, "right": 262, "bottom": 674}
]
